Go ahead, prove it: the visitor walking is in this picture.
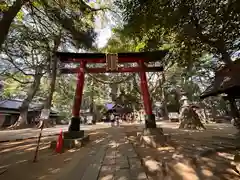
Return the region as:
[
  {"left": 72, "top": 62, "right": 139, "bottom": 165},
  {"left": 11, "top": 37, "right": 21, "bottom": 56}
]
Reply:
[{"left": 110, "top": 113, "right": 115, "bottom": 127}]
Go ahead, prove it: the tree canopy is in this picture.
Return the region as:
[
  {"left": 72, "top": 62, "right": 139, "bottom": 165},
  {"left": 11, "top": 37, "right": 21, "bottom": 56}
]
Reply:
[
  {"left": 0, "top": 0, "right": 239, "bottom": 129},
  {"left": 115, "top": 0, "right": 240, "bottom": 65}
]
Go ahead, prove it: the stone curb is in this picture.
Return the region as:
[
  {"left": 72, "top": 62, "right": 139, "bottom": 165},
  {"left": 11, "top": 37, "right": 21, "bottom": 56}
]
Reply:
[
  {"left": 124, "top": 132, "right": 151, "bottom": 179},
  {"left": 0, "top": 133, "right": 61, "bottom": 143}
]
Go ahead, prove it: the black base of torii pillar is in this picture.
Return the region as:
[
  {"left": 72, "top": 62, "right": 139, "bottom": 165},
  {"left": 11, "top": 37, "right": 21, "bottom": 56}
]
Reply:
[
  {"left": 145, "top": 114, "right": 157, "bottom": 128},
  {"left": 69, "top": 117, "right": 81, "bottom": 131}
]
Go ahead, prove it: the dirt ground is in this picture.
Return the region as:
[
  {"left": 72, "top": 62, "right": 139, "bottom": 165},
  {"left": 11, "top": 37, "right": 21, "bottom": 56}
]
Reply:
[
  {"left": 124, "top": 122, "right": 240, "bottom": 180},
  {"left": 0, "top": 129, "right": 108, "bottom": 180},
  {"left": 1, "top": 122, "right": 240, "bottom": 180}
]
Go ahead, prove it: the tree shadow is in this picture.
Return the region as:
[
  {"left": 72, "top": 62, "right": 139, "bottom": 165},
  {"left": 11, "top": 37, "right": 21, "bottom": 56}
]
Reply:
[
  {"left": 0, "top": 128, "right": 109, "bottom": 180},
  {"left": 124, "top": 123, "right": 240, "bottom": 180},
  {"left": 96, "top": 127, "right": 149, "bottom": 180}
]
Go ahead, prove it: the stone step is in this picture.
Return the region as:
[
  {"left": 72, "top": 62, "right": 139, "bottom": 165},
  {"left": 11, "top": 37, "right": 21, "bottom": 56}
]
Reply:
[{"left": 50, "top": 135, "right": 89, "bottom": 151}]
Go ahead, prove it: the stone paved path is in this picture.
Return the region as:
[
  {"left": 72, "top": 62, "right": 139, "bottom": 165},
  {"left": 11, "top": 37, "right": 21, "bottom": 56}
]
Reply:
[
  {"left": 59, "top": 127, "right": 148, "bottom": 180},
  {"left": 97, "top": 128, "right": 148, "bottom": 180}
]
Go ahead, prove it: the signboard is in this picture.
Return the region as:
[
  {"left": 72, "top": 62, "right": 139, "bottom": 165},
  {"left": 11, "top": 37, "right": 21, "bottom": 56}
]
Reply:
[
  {"left": 40, "top": 109, "right": 50, "bottom": 120},
  {"left": 106, "top": 53, "right": 118, "bottom": 71}
]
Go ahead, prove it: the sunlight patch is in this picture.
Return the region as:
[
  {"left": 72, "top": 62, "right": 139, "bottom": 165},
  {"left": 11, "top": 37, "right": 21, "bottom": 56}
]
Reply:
[
  {"left": 16, "top": 159, "right": 27, "bottom": 164},
  {"left": 50, "top": 168, "right": 61, "bottom": 174},
  {"left": 143, "top": 157, "right": 161, "bottom": 172},
  {"left": 173, "top": 162, "right": 198, "bottom": 180},
  {"left": 201, "top": 169, "right": 213, "bottom": 177},
  {"left": 99, "top": 174, "right": 114, "bottom": 180}
]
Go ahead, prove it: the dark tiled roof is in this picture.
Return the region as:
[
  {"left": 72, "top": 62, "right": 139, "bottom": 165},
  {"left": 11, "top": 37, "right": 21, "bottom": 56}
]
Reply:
[
  {"left": 0, "top": 99, "right": 42, "bottom": 111},
  {"left": 201, "top": 60, "right": 240, "bottom": 99},
  {"left": 0, "top": 99, "right": 22, "bottom": 109}
]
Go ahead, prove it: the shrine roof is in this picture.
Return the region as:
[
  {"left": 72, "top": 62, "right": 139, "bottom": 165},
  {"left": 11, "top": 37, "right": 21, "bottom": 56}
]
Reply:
[
  {"left": 200, "top": 59, "right": 240, "bottom": 99},
  {"left": 56, "top": 50, "right": 168, "bottom": 62}
]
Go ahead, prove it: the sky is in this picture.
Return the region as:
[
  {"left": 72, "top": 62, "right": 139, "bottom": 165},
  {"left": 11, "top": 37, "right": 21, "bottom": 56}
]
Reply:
[
  {"left": 96, "top": 26, "right": 112, "bottom": 48},
  {"left": 90, "top": 0, "right": 115, "bottom": 49},
  {"left": 94, "top": 11, "right": 113, "bottom": 48}
]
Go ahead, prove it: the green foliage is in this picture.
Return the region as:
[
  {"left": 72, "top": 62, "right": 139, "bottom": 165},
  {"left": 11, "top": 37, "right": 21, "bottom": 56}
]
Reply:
[
  {"left": 115, "top": 0, "right": 240, "bottom": 65},
  {"left": 0, "top": 0, "right": 109, "bottom": 118},
  {"left": 34, "top": 0, "right": 98, "bottom": 49},
  {"left": 2, "top": 79, "right": 21, "bottom": 98},
  {"left": 15, "top": 10, "right": 24, "bottom": 21},
  {"left": 0, "top": 2, "right": 9, "bottom": 11},
  {"left": 0, "top": 0, "right": 233, "bottom": 121},
  {"left": 52, "top": 77, "right": 75, "bottom": 118},
  {"left": 32, "top": 1, "right": 42, "bottom": 8}
]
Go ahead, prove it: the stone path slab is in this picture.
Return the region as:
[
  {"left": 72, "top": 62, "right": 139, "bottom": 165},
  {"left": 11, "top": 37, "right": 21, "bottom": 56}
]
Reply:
[
  {"left": 58, "top": 127, "right": 148, "bottom": 180},
  {"left": 97, "top": 127, "right": 148, "bottom": 180},
  {"left": 81, "top": 146, "right": 107, "bottom": 180}
]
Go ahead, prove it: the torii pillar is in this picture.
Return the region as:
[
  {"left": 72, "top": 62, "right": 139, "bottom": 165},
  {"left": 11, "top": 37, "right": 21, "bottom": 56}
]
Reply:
[
  {"left": 138, "top": 60, "right": 156, "bottom": 128},
  {"left": 69, "top": 61, "right": 86, "bottom": 131}
]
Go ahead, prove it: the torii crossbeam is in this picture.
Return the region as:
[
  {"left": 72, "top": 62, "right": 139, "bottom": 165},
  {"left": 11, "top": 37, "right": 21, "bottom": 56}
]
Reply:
[{"left": 56, "top": 50, "right": 168, "bottom": 131}]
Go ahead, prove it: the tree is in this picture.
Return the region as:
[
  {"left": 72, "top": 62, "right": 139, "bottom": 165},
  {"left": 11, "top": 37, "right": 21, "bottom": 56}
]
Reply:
[
  {"left": 112, "top": 1, "right": 240, "bottom": 128},
  {"left": 33, "top": 0, "right": 97, "bottom": 49},
  {"left": 2, "top": 24, "right": 49, "bottom": 128},
  {"left": 116, "top": 0, "right": 240, "bottom": 65},
  {"left": 0, "top": 0, "right": 104, "bottom": 128},
  {"left": 37, "top": 31, "right": 62, "bottom": 128},
  {"left": 0, "top": 0, "right": 102, "bottom": 50},
  {"left": 0, "top": 0, "right": 26, "bottom": 49}
]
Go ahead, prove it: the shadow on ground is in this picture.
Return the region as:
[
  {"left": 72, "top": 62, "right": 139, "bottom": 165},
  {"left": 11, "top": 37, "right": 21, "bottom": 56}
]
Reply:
[
  {"left": 1, "top": 123, "right": 240, "bottom": 180},
  {"left": 123, "top": 123, "right": 240, "bottom": 180},
  {"left": 0, "top": 128, "right": 110, "bottom": 180}
]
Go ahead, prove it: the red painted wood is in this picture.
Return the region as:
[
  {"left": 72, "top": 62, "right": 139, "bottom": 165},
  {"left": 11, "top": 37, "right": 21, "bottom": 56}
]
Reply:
[
  {"left": 138, "top": 60, "right": 153, "bottom": 115},
  {"left": 72, "top": 61, "right": 86, "bottom": 117},
  {"left": 56, "top": 50, "right": 168, "bottom": 64},
  {"left": 60, "top": 66, "right": 163, "bottom": 74}
]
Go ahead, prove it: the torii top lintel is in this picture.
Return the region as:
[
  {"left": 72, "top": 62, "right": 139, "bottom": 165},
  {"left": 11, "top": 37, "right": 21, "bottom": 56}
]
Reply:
[{"left": 56, "top": 50, "right": 168, "bottom": 64}]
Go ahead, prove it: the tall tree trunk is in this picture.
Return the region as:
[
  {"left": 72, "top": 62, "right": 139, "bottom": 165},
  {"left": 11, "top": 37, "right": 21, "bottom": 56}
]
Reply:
[
  {"left": 0, "top": 0, "right": 25, "bottom": 49},
  {"left": 161, "top": 72, "right": 169, "bottom": 120},
  {"left": 208, "top": 98, "right": 217, "bottom": 120},
  {"left": 218, "top": 46, "right": 233, "bottom": 66},
  {"left": 38, "top": 34, "right": 61, "bottom": 128},
  {"left": 110, "top": 83, "right": 118, "bottom": 102},
  {"left": 200, "top": 101, "right": 208, "bottom": 123},
  {"left": 215, "top": 39, "right": 233, "bottom": 66},
  {"left": 12, "top": 72, "right": 42, "bottom": 129},
  {"left": 198, "top": 77, "right": 209, "bottom": 122},
  {"left": 43, "top": 36, "right": 60, "bottom": 109},
  {"left": 173, "top": 91, "right": 181, "bottom": 113},
  {"left": 90, "top": 79, "right": 94, "bottom": 113},
  {"left": 228, "top": 95, "right": 240, "bottom": 129},
  {"left": 90, "top": 79, "right": 96, "bottom": 124}
]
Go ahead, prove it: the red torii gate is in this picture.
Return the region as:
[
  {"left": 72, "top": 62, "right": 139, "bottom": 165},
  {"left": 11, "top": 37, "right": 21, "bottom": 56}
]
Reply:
[{"left": 56, "top": 50, "right": 168, "bottom": 131}]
